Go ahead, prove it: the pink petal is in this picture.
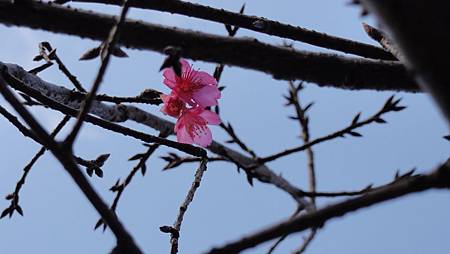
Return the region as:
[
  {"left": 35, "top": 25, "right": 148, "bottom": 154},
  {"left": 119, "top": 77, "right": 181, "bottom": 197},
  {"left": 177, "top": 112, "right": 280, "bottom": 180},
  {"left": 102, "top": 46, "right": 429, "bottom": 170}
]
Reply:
[
  {"left": 163, "top": 69, "right": 177, "bottom": 89},
  {"left": 194, "top": 70, "right": 217, "bottom": 86},
  {"left": 180, "top": 59, "right": 191, "bottom": 74},
  {"left": 192, "top": 126, "right": 213, "bottom": 147},
  {"left": 199, "top": 110, "right": 221, "bottom": 125},
  {"left": 193, "top": 85, "right": 221, "bottom": 107},
  {"left": 175, "top": 122, "right": 194, "bottom": 144}
]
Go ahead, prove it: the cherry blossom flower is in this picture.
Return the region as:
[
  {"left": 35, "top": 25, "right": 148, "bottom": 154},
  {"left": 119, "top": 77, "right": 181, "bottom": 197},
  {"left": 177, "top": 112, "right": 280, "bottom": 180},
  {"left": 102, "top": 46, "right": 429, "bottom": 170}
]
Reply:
[
  {"left": 163, "top": 59, "right": 221, "bottom": 107},
  {"left": 174, "top": 107, "right": 221, "bottom": 147},
  {"left": 160, "top": 92, "right": 186, "bottom": 118}
]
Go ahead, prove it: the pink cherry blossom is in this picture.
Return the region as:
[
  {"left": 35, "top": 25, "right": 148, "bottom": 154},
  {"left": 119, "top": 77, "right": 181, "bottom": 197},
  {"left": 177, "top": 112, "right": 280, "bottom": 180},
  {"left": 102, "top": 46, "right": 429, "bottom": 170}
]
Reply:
[
  {"left": 174, "top": 107, "right": 221, "bottom": 147},
  {"left": 163, "top": 59, "right": 221, "bottom": 107},
  {"left": 160, "top": 93, "right": 186, "bottom": 118}
]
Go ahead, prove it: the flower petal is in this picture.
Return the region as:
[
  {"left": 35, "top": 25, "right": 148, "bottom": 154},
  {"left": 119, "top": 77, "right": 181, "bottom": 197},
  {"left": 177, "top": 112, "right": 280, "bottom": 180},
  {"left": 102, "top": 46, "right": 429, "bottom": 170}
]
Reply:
[
  {"left": 193, "top": 85, "right": 221, "bottom": 107},
  {"left": 180, "top": 59, "right": 191, "bottom": 74},
  {"left": 163, "top": 69, "right": 177, "bottom": 89},
  {"left": 192, "top": 126, "right": 212, "bottom": 147},
  {"left": 199, "top": 110, "right": 221, "bottom": 125},
  {"left": 194, "top": 70, "right": 217, "bottom": 86},
  {"left": 175, "top": 121, "right": 194, "bottom": 144}
]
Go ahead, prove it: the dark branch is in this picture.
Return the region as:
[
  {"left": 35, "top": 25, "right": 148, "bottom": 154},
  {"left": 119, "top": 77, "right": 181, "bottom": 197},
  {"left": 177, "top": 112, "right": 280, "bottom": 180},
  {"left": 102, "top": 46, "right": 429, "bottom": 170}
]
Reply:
[
  {"left": 361, "top": 0, "right": 450, "bottom": 124},
  {"left": 161, "top": 159, "right": 208, "bottom": 254},
  {"left": 259, "top": 96, "right": 405, "bottom": 163},
  {"left": 1, "top": 69, "right": 206, "bottom": 157},
  {"left": 206, "top": 159, "right": 450, "bottom": 253},
  {"left": 0, "top": 1, "right": 419, "bottom": 92},
  {"left": 57, "top": 0, "right": 395, "bottom": 60},
  {"left": 2, "top": 61, "right": 308, "bottom": 205},
  {"left": 1, "top": 115, "right": 70, "bottom": 219},
  {"left": 0, "top": 72, "right": 143, "bottom": 254},
  {"left": 64, "top": 0, "right": 130, "bottom": 146}
]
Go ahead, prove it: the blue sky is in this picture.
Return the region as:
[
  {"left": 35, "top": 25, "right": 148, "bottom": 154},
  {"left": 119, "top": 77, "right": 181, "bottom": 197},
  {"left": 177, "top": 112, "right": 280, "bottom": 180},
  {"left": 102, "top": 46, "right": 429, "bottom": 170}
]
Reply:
[{"left": 0, "top": 1, "right": 449, "bottom": 254}]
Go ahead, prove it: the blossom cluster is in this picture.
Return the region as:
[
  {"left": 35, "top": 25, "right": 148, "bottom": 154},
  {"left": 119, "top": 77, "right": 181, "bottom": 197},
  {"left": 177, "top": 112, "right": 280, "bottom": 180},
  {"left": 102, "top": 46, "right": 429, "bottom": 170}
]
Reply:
[{"left": 160, "top": 59, "right": 221, "bottom": 147}]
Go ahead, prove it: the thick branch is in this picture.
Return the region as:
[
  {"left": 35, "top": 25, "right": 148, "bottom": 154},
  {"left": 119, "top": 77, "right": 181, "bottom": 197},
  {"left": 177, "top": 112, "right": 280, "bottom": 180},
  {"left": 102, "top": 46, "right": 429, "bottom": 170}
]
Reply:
[
  {"left": 0, "top": 1, "right": 419, "bottom": 92},
  {"left": 361, "top": 0, "right": 450, "bottom": 124},
  {"left": 58, "top": 0, "right": 395, "bottom": 60},
  {"left": 207, "top": 159, "right": 450, "bottom": 253}
]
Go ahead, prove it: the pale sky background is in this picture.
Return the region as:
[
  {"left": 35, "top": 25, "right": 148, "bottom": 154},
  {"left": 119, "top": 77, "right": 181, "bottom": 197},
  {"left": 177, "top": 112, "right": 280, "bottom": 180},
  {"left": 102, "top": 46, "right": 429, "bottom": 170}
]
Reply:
[{"left": 0, "top": 1, "right": 449, "bottom": 254}]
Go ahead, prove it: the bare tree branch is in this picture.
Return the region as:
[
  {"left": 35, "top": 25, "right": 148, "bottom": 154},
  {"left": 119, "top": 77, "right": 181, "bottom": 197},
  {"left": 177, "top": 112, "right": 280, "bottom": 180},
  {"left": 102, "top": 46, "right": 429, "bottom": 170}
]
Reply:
[
  {"left": 1, "top": 65, "right": 206, "bottom": 157},
  {"left": 0, "top": 1, "right": 419, "bottom": 92},
  {"left": 206, "top": 159, "right": 450, "bottom": 254},
  {"left": 1, "top": 61, "right": 309, "bottom": 205},
  {"left": 56, "top": 0, "right": 395, "bottom": 60},
  {"left": 0, "top": 71, "right": 143, "bottom": 254},
  {"left": 1, "top": 115, "right": 70, "bottom": 218},
  {"left": 64, "top": 0, "right": 130, "bottom": 146},
  {"left": 361, "top": 0, "right": 450, "bottom": 124},
  {"left": 259, "top": 95, "right": 405, "bottom": 163},
  {"left": 160, "top": 159, "right": 208, "bottom": 254},
  {"left": 362, "top": 23, "right": 402, "bottom": 60}
]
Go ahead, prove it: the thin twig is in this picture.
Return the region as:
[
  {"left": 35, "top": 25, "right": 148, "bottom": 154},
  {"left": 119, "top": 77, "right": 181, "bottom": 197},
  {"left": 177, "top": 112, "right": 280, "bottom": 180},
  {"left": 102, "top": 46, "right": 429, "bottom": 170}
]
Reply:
[
  {"left": 292, "top": 229, "right": 317, "bottom": 254},
  {"left": 95, "top": 92, "right": 162, "bottom": 105},
  {"left": 268, "top": 80, "right": 319, "bottom": 253},
  {"left": 214, "top": 13, "right": 258, "bottom": 159},
  {"left": 95, "top": 133, "right": 167, "bottom": 231},
  {"left": 220, "top": 122, "right": 257, "bottom": 159},
  {"left": 160, "top": 153, "right": 225, "bottom": 170},
  {"left": 0, "top": 105, "right": 40, "bottom": 143},
  {"left": 64, "top": 0, "right": 130, "bottom": 146},
  {"left": 259, "top": 95, "right": 406, "bottom": 163},
  {"left": 1, "top": 115, "right": 70, "bottom": 218},
  {"left": 289, "top": 80, "right": 318, "bottom": 254},
  {"left": 0, "top": 104, "right": 106, "bottom": 172},
  {"left": 35, "top": 41, "right": 87, "bottom": 92},
  {"left": 0, "top": 71, "right": 142, "bottom": 254},
  {"left": 266, "top": 206, "right": 303, "bottom": 254},
  {"left": 160, "top": 159, "right": 208, "bottom": 254}
]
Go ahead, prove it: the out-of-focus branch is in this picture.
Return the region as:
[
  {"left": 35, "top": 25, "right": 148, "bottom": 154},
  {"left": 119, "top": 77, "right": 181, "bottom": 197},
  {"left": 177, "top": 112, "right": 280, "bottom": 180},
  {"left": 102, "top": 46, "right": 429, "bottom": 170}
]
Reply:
[
  {"left": 56, "top": 0, "right": 395, "bottom": 60},
  {"left": 361, "top": 0, "right": 450, "bottom": 124},
  {"left": 206, "top": 159, "right": 450, "bottom": 254},
  {"left": 0, "top": 1, "right": 419, "bottom": 92},
  {"left": 362, "top": 23, "right": 402, "bottom": 61},
  {"left": 292, "top": 229, "right": 317, "bottom": 254}
]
